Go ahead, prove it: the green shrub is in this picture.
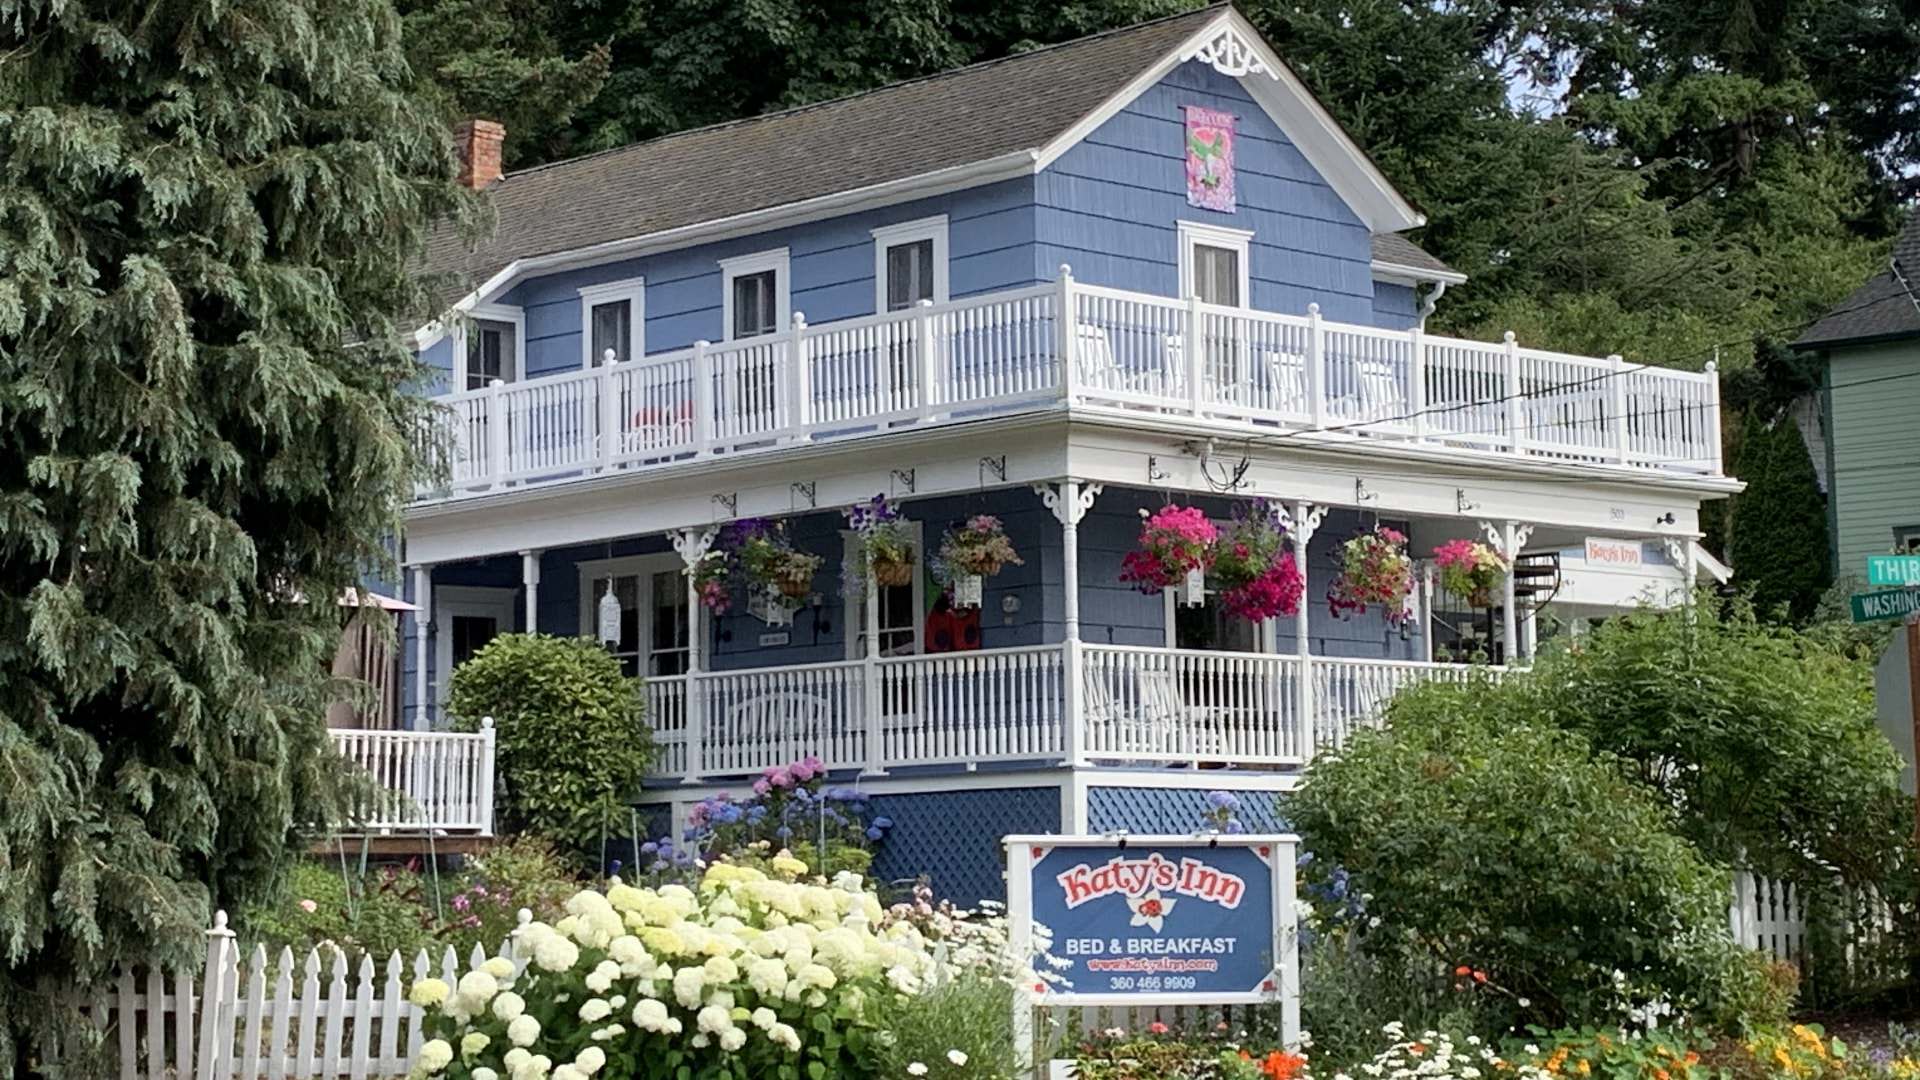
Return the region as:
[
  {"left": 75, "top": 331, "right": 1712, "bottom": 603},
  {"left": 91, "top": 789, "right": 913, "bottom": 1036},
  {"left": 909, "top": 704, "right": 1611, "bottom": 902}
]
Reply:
[
  {"left": 447, "top": 633, "right": 653, "bottom": 848},
  {"left": 873, "top": 975, "right": 1022, "bottom": 1080},
  {"left": 240, "top": 862, "right": 436, "bottom": 963},
  {"left": 436, "top": 835, "right": 580, "bottom": 955},
  {"left": 1283, "top": 708, "right": 1735, "bottom": 1028},
  {"left": 1300, "top": 929, "right": 1494, "bottom": 1072}
]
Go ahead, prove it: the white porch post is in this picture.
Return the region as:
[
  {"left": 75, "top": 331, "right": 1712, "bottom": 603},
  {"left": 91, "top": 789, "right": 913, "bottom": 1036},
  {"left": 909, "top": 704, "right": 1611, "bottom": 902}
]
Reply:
[
  {"left": 519, "top": 549, "right": 541, "bottom": 633},
  {"left": 1037, "top": 480, "right": 1102, "bottom": 768},
  {"left": 862, "top": 556, "right": 886, "bottom": 775},
  {"left": 410, "top": 564, "right": 432, "bottom": 730},
  {"left": 1420, "top": 562, "right": 1436, "bottom": 664},
  {"left": 1289, "top": 501, "right": 1326, "bottom": 761},
  {"left": 1482, "top": 520, "right": 1533, "bottom": 666},
  {"left": 672, "top": 528, "right": 716, "bottom": 783}
]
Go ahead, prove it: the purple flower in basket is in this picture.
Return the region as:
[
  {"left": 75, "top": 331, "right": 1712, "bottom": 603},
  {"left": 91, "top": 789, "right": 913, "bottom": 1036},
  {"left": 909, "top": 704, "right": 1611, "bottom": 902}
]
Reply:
[{"left": 845, "top": 493, "right": 900, "bottom": 533}]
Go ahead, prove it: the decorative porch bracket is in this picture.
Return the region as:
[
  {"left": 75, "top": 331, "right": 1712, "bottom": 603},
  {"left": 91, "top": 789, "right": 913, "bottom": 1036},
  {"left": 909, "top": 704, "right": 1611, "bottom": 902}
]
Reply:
[
  {"left": 1035, "top": 480, "right": 1103, "bottom": 767},
  {"left": 1282, "top": 502, "right": 1328, "bottom": 761},
  {"left": 673, "top": 527, "right": 718, "bottom": 783},
  {"left": 1478, "top": 520, "right": 1535, "bottom": 664}
]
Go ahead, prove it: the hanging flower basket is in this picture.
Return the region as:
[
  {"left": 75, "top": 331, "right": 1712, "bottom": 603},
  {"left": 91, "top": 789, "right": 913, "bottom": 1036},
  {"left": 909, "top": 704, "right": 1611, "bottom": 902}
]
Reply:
[
  {"left": 735, "top": 521, "right": 823, "bottom": 600},
  {"left": 1326, "top": 526, "right": 1414, "bottom": 625},
  {"left": 1433, "top": 539, "right": 1508, "bottom": 607},
  {"left": 936, "top": 515, "right": 1022, "bottom": 609},
  {"left": 846, "top": 493, "right": 916, "bottom": 591},
  {"left": 1119, "top": 505, "right": 1218, "bottom": 595},
  {"left": 1212, "top": 501, "right": 1303, "bottom": 622}
]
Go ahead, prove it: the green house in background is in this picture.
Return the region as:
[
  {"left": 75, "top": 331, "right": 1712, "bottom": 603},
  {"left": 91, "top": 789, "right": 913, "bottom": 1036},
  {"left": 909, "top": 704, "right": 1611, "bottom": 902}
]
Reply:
[{"left": 1795, "top": 214, "right": 1920, "bottom": 576}]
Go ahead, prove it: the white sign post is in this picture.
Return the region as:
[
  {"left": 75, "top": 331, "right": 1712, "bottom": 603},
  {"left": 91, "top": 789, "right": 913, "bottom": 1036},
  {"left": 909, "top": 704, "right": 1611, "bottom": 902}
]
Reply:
[{"left": 1005, "top": 833, "right": 1302, "bottom": 1073}]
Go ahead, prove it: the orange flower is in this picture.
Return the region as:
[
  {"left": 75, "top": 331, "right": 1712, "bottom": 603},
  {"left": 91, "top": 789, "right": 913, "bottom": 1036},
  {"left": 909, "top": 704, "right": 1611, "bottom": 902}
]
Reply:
[
  {"left": 1684, "top": 1052, "right": 1700, "bottom": 1067},
  {"left": 1262, "top": 1051, "right": 1307, "bottom": 1080},
  {"left": 1412, "top": 1044, "right": 1428, "bottom": 1057},
  {"left": 1473, "top": 970, "right": 1488, "bottom": 983},
  {"left": 1455, "top": 965, "right": 1472, "bottom": 976},
  {"left": 1655, "top": 1070, "right": 1670, "bottom": 1080}
]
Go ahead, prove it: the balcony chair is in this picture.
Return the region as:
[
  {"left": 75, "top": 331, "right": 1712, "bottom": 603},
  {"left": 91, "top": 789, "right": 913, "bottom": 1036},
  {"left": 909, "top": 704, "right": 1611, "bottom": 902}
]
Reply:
[
  {"left": 1264, "top": 351, "right": 1308, "bottom": 414},
  {"left": 1074, "top": 324, "right": 1172, "bottom": 401},
  {"left": 625, "top": 401, "right": 695, "bottom": 457}
]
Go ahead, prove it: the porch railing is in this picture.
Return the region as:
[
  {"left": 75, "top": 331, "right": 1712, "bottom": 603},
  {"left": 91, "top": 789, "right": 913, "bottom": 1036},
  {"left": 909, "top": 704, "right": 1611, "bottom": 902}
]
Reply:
[
  {"left": 423, "top": 271, "right": 1722, "bottom": 499},
  {"left": 329, "top": 721, "right": 496, "bottom": 834},
  {"left": 642, "top": 644, "right": 1504, "bottom": 780}
]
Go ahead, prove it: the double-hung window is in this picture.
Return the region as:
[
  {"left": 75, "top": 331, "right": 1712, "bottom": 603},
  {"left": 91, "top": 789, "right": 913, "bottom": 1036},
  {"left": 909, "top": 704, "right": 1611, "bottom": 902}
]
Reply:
[
  {"left": 871, "top": 216, "right": 949, "bottom": 313},
  {"left": 462, "top": 306, "right": 523, "bottom": 390},
  {"left": 1176, "top": 222, "right": 1254, "bottom": 394},
  {"left": 579, "top": 278, "right": 645, "bottom": 367},
  {"left": 721, "top": 249, "right": 790, "bottom": 341}
]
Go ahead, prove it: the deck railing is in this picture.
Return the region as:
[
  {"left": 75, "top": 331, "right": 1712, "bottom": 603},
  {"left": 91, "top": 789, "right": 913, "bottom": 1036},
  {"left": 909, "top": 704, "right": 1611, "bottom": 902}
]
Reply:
[
  {"left": 329, "top": 721, "right": 496, "bottom": 834},
  {"left": 422, "top": 271, "right": 1721, "bottom": 499},
  {"left": 642, "top": 643, "right": 1504, "bottom": 780}
]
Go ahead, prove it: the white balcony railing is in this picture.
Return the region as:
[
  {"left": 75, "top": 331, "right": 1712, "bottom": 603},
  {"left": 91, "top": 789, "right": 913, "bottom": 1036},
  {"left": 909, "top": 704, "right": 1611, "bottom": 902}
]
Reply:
[
  {"left": 330, "top": 721, "right": 496, "bottom": 834},
  {"left": 423, "top": 272, "right": 1722, "bottom": 499},
  {"left": 643, "top": 643, "right": 1504, "bottom": 780}
]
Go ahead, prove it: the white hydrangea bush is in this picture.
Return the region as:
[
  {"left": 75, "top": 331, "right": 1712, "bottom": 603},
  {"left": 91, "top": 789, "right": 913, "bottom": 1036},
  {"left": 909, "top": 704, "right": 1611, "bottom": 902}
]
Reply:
[{"left": 405, "top": 864, "right": 954, "bottom": 1080}]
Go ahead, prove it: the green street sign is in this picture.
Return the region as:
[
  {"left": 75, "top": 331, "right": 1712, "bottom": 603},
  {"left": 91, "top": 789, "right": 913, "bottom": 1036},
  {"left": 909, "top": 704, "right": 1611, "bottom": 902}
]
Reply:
[
  {"left": 1868, "top": 555, "right": 1920, "bottom": 587},
  {"left": 1850, "top": 588, "right": 1920, "bottom": 624}
]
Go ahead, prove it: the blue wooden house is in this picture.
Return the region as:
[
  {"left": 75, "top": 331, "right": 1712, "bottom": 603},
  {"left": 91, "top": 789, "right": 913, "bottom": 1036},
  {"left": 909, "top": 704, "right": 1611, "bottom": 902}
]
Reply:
[{"left": 378, "top": 5, "right": 1734, "bottom": 901}]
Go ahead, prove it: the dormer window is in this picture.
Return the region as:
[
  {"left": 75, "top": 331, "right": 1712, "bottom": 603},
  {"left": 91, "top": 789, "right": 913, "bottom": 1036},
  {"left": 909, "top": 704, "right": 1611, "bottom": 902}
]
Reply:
[
  {"left": 578, "top": 278, "right": 645, "bottom": 367},
  {"left": 720, "top": 248, "right": 790, "bottom": 341},
  {"left": 871, "top": 216, "right": 949, "bottom": 313}
]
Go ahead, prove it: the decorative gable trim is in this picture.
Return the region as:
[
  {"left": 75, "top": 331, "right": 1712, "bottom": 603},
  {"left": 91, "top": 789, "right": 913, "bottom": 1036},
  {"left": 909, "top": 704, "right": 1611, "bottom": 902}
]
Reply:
[
  {"left": 1180, "top": 25, "right": 1275, "bottom": 80},
  {"left": 1033, "top": 9, "right": 1423, "bottom": 235}
]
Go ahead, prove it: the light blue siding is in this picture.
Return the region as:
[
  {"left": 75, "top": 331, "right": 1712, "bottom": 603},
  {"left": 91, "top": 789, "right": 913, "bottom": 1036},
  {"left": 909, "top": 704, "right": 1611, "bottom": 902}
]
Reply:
[
  {"left": 494, "top": 180, "right": 1039, "bottom": 380},
  {"left": 1034, "top": 60, "right": 1382, "bottom": 325},
  {"left": 419, "top": 337, "right": 455, "bottom": 396},
  {"left": 1372, "top": 282, "right": 1419, "bottom": 330}
]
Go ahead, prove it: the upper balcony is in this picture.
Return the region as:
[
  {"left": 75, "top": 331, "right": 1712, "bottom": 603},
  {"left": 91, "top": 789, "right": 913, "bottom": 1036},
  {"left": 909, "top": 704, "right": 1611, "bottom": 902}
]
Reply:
[{"left": 418, "top": 269, "right": 1724, "bottom": 505}]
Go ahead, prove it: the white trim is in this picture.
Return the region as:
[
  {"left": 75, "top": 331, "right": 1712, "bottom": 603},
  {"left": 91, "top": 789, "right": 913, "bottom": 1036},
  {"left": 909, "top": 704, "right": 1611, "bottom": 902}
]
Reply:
[
  {"left": 577, "top": 277, "right": 647, "bottom": 368},
  {"left": 575, "top": 552, "right": 685, "bottom": 673},
  {"left": 719, "top": 248, "right": 792, "bottom": 341},
  {"left": 1369, "top": 258, "right": 1467, "bottom": 287},
  {"left": 1177, "top": 220, "right": 1254, "bottom": 305},
  {"left": 432, "top": 585, "right": 517, "bottom": 709},
  {"left": 1032, "top": 9, "right": 1423, "bottom": 234},
  {"left": 629, "top": 765, "right": 1300, "bottom": 806},
  {"left": 842, "top": 520, "right": 926, "bottom": 660},
  {"left": 870, "top": 214, "right": 951, "bottom": 312},
  {"left": 453, "top": 304, "right": 526, "bottom": 388},
  {"left": 411, "top": 151, "right": 1038, "bottom": 348}
]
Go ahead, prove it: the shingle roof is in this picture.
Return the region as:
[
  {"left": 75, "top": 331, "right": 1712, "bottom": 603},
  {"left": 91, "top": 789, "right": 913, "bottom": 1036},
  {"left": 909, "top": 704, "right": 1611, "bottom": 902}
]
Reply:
[
  {"left": 1370, "top": 232, "right": 1457, "bottom": 278},
  {"left": 421, "top": 5, "right": 1229, "bottom": 302},
  {"left": 1795, "top": 213, "right": 1920, "bottom": 348}
]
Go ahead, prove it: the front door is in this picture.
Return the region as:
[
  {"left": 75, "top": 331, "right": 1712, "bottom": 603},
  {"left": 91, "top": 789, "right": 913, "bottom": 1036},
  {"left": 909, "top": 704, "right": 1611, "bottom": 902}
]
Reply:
[{"left": 434, "top": 587, "right": 517, "bottom": 720}]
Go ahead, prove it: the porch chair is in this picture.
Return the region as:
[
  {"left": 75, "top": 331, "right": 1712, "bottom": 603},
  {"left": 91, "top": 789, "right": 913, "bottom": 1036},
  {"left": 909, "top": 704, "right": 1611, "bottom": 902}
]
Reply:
[
  {"left": 723, "top": 690, "right": 836, "bottom": 761},
  {"left": 626, "top": 401, "right": 695, "bottom": 457},
  {"left": 1352, "top": 360, "right": 1408, "bottom": 424},
  {"left": 1135, "top": 667, "right": 1220, "bottom": 762}
]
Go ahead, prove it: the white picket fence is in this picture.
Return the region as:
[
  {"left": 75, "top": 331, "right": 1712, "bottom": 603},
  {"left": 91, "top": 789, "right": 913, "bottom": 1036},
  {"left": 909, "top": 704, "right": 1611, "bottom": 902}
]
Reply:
[
  {"left": 1729, "top": 870, "right": 1898, "bottom": 982},
  {"left": 98, "top": 910, "right": 525, "bottom": 1080}
]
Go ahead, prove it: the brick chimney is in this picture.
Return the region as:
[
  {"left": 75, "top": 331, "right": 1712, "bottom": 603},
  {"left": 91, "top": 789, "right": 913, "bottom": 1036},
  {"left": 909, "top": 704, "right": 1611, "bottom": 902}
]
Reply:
[{"left": 456, "top": 119, "right": 505, "bottom": 190}]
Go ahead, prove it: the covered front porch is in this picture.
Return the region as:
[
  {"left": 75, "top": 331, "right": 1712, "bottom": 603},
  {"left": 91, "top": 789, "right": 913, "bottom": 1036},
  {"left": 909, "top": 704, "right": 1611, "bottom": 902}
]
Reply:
[{"left": 396, "top": 475, "right": 1658, "bottom": 781}]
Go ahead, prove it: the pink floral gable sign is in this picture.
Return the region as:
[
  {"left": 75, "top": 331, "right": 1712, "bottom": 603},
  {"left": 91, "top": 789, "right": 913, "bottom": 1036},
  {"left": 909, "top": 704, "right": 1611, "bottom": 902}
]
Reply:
[{"left": 1184, "top": 105, "right": 1236, "bottom": 212}]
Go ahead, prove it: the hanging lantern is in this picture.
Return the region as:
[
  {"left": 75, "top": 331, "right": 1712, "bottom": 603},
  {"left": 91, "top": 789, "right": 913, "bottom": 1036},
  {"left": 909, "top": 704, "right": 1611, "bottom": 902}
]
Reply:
[{"left": 597, "top": 580, "right": 622, "bottom": 644}]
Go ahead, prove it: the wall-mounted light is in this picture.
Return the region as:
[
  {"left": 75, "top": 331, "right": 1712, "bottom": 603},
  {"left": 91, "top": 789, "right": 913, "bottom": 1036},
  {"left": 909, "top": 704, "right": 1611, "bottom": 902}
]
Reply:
[
  {"left": 1001, "top": 594, "right": 1022, "bottom": 615},
  {"left": 1654, "top": 512, "right": 1676, "bottom": 526}
]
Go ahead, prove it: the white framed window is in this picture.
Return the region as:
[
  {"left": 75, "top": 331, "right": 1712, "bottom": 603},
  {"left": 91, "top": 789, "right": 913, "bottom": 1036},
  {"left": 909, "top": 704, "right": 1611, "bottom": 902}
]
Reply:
[
  {"left": 719, "top": 248, "right": 790, "bottom": 341},
  {"left": 843, "top": 521, "right": 926, "bottom": 659},
  {"left": 1164, "top": 576, "right": 1276, "bottom": 653},
  {"left": 1896, "top": 525, "right": 1920, "bottom": 554},
  {"left": 578, "top": 278, "right": 645, "bottom": 367},
  {"left": 1177, "top": 221, "right": 1253, "bottom": 307},
  {"left": 871, "top": 215, "right": 949, "bottom": 312},
  {"left": 457, "top": 303, "right": 526, "bottom": 390},
  {"left": 577, "top": 553, "right": 690, "bottom": 678}
]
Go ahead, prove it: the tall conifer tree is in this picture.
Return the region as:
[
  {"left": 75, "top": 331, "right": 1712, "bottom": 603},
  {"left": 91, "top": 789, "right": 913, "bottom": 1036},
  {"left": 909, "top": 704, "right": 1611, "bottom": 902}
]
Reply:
[{"left": 0, "top": 0, "right": 463, "bottom": 1069}]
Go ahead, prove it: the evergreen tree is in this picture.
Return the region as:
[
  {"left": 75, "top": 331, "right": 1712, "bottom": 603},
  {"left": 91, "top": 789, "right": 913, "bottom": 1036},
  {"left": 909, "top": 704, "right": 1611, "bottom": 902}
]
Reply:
[
  {"left": 1728, "top": 411, "right": 1833, "bottom": 621},
  {"left": 0, "top": 0, "right": 463, "bottom": 1071}
]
